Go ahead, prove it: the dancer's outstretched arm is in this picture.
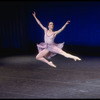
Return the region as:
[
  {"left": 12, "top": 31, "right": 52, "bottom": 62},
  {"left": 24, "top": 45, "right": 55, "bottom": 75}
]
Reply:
[
  {"left": 32, "top": 11, "right": 47, "bottom": 31},
  {"left": 54, "top": 20, "right": 70, "bottom": 36}
]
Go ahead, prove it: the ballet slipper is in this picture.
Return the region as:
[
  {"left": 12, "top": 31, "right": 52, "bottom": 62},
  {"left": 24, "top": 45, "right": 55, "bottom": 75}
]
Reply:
[
  {"left": 74, "top": 57, "right": 81, "bottom": 61},
  {"left": 49, "top": 61, "right": 56, "bottom": 68}
]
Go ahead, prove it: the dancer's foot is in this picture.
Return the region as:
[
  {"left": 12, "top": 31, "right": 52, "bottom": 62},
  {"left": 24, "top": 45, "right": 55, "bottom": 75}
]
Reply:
[
  {"left": 74, "top": 57, "right": 81, "bottom": 61},
  {"left": 48, "top": 61, "right": 56, "bottom": 68}
]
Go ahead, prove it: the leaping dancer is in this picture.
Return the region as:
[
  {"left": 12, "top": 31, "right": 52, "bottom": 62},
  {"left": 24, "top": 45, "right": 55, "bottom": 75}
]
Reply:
[{"left": 32, "top": 11, "right": 81, "bottom": 68}]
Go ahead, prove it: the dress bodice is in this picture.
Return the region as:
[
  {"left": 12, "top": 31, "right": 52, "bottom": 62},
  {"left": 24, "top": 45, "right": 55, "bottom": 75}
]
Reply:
[{"left": 44, "top": 30, "right": 55, "bottom": 44}]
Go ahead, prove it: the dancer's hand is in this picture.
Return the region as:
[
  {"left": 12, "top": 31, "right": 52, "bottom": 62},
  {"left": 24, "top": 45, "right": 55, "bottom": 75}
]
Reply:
[
  {"left": 32, "top": 11, "right": 36, "bottom": 17},
  {"left": 66, "top": 20, "right": 70, "bottom": 24}
]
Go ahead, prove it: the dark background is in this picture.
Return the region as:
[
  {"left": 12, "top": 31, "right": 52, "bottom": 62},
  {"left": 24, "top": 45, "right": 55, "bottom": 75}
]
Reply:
[{"left": 0, "top": 1, "right": 100, "bottom": 56}]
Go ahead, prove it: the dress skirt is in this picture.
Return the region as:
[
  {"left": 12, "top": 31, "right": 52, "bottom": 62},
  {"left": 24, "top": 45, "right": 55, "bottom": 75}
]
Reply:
[{"left": 37, "top": 42, "right": 64, "bottom": 59}]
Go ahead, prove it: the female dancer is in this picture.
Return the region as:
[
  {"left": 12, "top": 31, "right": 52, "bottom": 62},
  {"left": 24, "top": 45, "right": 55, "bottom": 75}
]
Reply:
[{"left": 32, "top": 11, "right": 81, "bottom": 68}]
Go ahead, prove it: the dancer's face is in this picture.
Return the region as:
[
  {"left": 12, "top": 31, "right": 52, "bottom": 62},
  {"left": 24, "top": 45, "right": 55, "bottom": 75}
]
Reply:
[{"left": 48, "top": 22, "right": 54, "bottom": 30}]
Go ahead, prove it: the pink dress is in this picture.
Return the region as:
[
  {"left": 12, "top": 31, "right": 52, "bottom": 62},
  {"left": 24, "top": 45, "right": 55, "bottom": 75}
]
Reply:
[{"left": 37, "top": 30, "right": 64, "bottom": 59}]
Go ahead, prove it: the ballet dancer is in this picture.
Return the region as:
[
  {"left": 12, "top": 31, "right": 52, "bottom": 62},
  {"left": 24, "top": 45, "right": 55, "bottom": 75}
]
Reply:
[{"left": 32, "top": 11, "right": 81, "bottom": 68}]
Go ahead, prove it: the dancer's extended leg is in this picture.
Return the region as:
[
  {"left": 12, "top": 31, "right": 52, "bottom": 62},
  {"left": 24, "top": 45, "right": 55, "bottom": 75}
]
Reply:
[
  {"left": 36, "top": 49, "right": 56, "bottom": 67},
  {"left": 53, "top": 46, "right": 81, "bottom": 61}
]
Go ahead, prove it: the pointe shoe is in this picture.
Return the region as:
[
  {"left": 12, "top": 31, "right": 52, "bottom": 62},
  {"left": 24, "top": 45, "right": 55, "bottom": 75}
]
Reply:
[
  {"left": 49, "top": 61, "right": 56, "bottom": 68},
  {"left": 74, "top": 57, "right": 81, "bottom": 61}
]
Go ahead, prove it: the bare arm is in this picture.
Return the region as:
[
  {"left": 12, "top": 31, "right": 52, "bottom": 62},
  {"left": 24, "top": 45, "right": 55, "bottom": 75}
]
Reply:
[
  {"left": 54, "top": 20, "right": 70, "bottom": 36},
  {"left": 32, "top": 11, "right": 47, "bottom": 31}
]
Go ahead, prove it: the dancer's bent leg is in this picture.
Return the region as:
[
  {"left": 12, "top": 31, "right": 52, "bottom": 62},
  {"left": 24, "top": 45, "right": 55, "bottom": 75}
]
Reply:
[{"left": 36, "top": 49, "right": 56, "bottom": 67}]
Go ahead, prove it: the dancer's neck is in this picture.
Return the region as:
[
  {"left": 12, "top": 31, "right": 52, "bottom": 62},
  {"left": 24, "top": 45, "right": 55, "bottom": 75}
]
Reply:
[{"left": 48, "top": 29, "right": 53, "bottom": 32}]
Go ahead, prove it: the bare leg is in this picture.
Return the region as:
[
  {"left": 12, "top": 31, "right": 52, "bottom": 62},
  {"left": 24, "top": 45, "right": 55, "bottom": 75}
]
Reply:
[
  {"left": 53, "top": 46, "right": 81, "bottom": 61},
  {"left": 36, "top": 49, "right": 56, "bottom": 68}
]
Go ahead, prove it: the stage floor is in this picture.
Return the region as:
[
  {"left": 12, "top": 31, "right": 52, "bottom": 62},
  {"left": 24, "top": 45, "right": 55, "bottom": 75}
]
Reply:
[{"left": 0, "top": 54, "right": 100, "bottom": 98}]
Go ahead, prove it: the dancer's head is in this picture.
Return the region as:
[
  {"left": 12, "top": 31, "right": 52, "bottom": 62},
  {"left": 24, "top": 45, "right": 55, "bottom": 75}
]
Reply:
[{"left": 48, "top": 22, "right": 54, "bottom": 30}]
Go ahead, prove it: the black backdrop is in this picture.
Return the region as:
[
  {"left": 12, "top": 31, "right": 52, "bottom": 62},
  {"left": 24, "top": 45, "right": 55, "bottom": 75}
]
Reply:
[{"left": 1, "top": 1, "right": 100, "bottom": 56}]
